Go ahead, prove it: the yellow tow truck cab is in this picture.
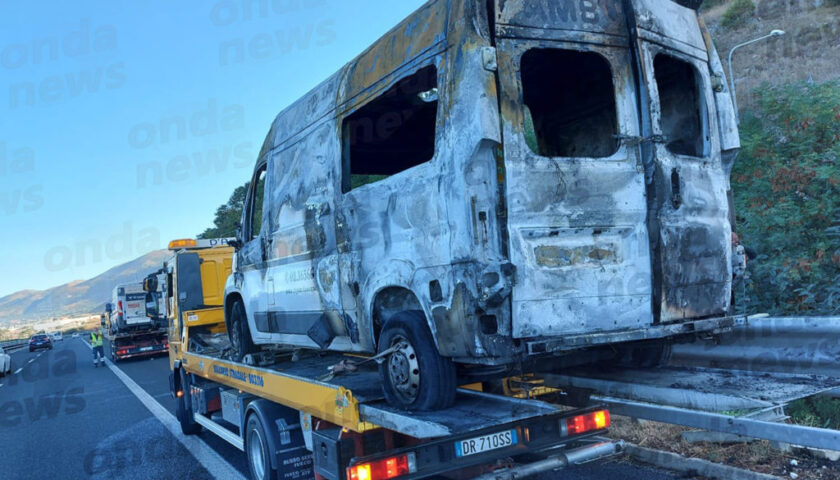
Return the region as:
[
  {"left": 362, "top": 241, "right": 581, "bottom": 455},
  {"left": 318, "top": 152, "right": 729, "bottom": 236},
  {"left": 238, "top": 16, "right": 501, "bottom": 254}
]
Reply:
[{"left": 158, "top": 238, "right": 234, "bottom": 371}]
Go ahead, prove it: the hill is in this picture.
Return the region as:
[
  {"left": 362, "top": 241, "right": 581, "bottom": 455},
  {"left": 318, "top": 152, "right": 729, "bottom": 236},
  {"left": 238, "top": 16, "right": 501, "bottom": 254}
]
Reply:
[
  {"left": 702, "top": 0, "right": 840, "bottom": 110},
  {"left": 0, "top": 250, "right": 170, "bottom": 327}
]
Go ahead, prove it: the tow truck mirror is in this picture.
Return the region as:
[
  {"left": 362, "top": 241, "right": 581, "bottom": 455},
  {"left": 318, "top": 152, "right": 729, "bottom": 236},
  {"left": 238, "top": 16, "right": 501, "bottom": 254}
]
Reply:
[
  {"left": 145, "top": 293, "right": 159, "bottom": 318},
  {"left": 105, "top": 302, "right": 113, "bottom": 313}
]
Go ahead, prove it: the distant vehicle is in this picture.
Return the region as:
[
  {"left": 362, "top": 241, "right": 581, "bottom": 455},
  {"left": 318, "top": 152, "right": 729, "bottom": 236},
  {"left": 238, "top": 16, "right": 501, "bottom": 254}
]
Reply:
[
  {"left": 49, "top": 331, "right": 64, "bottom": 342},
  {"left": 0, "top": 346, "right": 11, "bottom": 377},
  {"left": 72, "top": 333, "right": 80, "bottom": 338},
  {"left": 29, "top": 334, "right": 53, "bottom": 352},
  {"left": 107, "top": 283, "right": 163, "bottom": 334}
]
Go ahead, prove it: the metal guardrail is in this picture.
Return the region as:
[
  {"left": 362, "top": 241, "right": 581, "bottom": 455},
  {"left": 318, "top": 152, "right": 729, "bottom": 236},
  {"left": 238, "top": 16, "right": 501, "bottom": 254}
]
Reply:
[
  {"left": 545, "top": 315, "right": 840, "bottom": 451},
  {"left": 672, "top": 315, "right": 840, "bottom": 377},
  {"left": 0, "top": 339, "right": 28, "bottom": 351}
]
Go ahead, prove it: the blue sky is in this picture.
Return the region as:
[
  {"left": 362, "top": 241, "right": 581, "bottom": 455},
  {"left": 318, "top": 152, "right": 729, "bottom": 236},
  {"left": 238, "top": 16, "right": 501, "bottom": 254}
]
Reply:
[{"left": 0, "top": 0, "right": 425, "bottom": 297}]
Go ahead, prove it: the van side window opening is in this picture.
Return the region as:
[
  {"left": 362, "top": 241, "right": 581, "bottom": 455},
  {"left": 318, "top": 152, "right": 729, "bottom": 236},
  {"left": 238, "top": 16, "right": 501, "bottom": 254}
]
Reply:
[
  {"left": 520, "top": 49, "right": 619, "bottom": 158},
  {"left": 654, "top": 54, "right": 707, "bottom": 157},
  {"left": 342, "top": 65, "right": 439, "bottom": 192},
  {"left": 248, "top": 167, "right": 267, "bottom": 240}
]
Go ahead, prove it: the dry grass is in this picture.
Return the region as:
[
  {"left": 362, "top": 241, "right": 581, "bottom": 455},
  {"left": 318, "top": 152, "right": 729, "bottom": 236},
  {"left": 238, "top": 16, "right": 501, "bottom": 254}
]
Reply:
[{"left": 608, "top": 415, "right": 840, "bottom": 479}]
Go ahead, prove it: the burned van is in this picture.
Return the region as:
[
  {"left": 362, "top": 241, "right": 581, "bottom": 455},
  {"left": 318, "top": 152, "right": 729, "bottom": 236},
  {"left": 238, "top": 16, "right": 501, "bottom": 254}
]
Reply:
[{"left": 225, "top": 0, "right": 742, "bottom": 410}]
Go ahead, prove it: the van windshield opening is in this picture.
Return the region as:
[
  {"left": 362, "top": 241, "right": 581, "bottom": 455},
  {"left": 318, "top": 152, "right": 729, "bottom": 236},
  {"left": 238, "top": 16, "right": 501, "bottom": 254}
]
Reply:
[
  {"left": 342, "top": 65, "right": 438, "bottom": 192},
  {"left": 654, "top": 54, "right": 707, "bottom": 157},
  {"left": 520, "top": 49, "right": 619, "bottom": 158}
]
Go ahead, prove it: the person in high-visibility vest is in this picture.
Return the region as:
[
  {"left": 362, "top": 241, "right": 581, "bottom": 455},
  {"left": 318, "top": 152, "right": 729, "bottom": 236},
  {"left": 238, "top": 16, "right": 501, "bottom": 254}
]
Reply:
[{"left": 90, "top": 330, "right": 105, "bottom": 367}]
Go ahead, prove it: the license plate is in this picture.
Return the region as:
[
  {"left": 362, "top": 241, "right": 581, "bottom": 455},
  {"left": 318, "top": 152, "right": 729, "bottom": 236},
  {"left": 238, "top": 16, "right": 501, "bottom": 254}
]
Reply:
[
  {"left": 455, "top": 429, "right": 517, "bottom": 457},
  {"left": 140, "top": 346, "right": 153, "bottom": 352}
]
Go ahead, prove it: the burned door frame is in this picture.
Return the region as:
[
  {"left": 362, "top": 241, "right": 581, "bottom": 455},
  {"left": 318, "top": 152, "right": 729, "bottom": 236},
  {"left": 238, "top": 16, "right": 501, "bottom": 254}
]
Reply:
[
  {"left": 336, "top": 54, "right": 450, "bottom": 352},
  {"left": 632, "top": 22, "right": 733, "bottom": 323},
  {"left": 255, "top": 130, "right": 349, "bottom": 350},
  {"left": 495, "top": 33, "right": 655, "bottom": 338},
  {"left": 239, "top": 160, "right": 272, "bottom": 343}
]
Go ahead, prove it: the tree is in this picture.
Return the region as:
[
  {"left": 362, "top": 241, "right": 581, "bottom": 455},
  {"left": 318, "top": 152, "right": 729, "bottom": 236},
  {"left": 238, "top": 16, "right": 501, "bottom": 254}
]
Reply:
[{"left": 198, "top": 183, "right": 249, "bottom": 239}]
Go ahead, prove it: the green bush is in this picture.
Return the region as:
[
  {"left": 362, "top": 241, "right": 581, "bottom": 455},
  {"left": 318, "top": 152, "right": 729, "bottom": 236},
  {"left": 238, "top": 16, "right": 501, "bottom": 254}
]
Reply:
[
  {"left": 788, "top": 396, "right": 840, "bottom": 429},
  {"left": 721, "top": 0, "right": 755, "bottom": 29},
  {"left": 733, "top": 81, "right": 840, "bottom": 315}
]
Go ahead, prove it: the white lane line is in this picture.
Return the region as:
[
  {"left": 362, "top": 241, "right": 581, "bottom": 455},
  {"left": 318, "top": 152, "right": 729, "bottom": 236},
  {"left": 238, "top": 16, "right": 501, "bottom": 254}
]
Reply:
[
  {"left": 85, "top": 338, "right": 245, "bottom": 479},
  {"left": 104, "top": 359, "right": 246, "bottom": 480},
  {"left": 14, "top": 368, "right": 22, "bottom": 374}
]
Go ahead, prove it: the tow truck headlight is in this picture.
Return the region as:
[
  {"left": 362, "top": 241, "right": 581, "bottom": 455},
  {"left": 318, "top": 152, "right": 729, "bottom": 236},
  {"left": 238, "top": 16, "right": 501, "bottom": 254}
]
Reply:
[{"left": 347, "top": 452, "right": 416, "bottom": 480}]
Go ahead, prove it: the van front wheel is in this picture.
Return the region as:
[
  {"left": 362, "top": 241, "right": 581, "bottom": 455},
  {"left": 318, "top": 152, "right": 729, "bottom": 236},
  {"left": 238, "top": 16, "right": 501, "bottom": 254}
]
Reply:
[
  {"left": 230, "top": 301, "right": 257, "bottom": 362},
  {"left": 378, "top": 311, "right": 456, "bottom": 411}
]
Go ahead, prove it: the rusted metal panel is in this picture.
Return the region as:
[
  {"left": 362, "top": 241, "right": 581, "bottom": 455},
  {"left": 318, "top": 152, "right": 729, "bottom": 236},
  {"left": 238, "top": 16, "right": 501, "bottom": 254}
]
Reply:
[
  {"left": 495, "top": 0, "right": 628, "bottom": 38},
  {"left": 342, "top": 0, "right": 448, "bottom": 105},
  {"left": 631, "top": 0, "right": 708, "bottom": 59}
]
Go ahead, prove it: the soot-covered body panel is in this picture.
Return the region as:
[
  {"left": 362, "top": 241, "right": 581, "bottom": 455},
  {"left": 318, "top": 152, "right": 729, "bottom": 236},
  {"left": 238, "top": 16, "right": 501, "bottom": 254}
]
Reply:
[{"left": 225, "top": 0, "right": 739, "bottom": 366}]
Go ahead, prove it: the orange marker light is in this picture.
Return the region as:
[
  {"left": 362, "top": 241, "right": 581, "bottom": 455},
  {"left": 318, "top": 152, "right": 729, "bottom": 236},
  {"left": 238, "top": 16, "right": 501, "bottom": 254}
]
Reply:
[
  {"left": 168, "top": 239, "right": 198, "bottom": 249},
  {"left": 593, "top": 410, "right": 609, "bottom": 429}
]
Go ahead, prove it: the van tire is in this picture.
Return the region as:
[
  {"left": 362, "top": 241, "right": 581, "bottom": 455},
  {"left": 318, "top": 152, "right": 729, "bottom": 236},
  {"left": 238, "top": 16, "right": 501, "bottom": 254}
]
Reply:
[
  {"left": 176, "top": 371, "right": 202, "bottom": 435},
  {"left": 378, "top": 310, "right": 456, "bottom": 411},
  {"left": 230, "top": 301, "right": 257, "bottom": 362}
]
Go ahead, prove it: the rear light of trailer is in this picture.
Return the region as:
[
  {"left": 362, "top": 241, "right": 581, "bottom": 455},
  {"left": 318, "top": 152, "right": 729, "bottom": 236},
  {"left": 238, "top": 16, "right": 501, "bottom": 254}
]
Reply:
[
  {"left": 347, "top": 453, "right": 416, "bottom": 480},
  {"left": 563, "top": 410, "right": 610, "bottom": 436},
  {"left": 117, "top": 349, "right": 128, "bottom": 355}
]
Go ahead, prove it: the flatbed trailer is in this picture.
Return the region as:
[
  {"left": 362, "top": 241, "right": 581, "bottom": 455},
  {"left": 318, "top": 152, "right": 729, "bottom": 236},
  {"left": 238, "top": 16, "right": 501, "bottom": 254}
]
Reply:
[
  {"left": 155, "top": 239, "right": 621, "bottom": 479},
  {"left": 172, "top": 348, "right": 622, "bottom": 480},
  {"left": 107, "top": 328, "right": 169, "bottom": 363}
]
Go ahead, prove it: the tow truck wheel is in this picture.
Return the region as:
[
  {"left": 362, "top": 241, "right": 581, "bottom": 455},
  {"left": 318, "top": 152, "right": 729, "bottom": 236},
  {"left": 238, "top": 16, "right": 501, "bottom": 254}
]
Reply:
[
  {"left": 245, "top": 413, "right": 276, "bottom": 480},
  {"left": 176, "top": 371, "right": 202, "bottom": 435},
  {"left": 378, "top": 310, "right": 456, "bottom": 411},
  {"left": 230, "top": 301, "right": 257, "bottom": 362}
]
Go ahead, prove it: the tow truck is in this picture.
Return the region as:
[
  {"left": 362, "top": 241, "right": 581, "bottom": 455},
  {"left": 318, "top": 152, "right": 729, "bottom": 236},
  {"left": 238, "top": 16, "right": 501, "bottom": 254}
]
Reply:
[
  {"left": 148, "top": 238, "right": 622, "bottom": 480},
  {"left": 103, "top": 283, "right": 169, "bottom": 363}
]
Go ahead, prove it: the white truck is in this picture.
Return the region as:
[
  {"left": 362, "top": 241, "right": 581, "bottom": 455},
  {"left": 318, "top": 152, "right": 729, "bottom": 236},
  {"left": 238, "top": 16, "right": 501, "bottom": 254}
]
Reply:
[
  {"left": 107, "top": 283, "right": 155, "bottom": 334},
  {"left": 104, "top": 282, "right": 168, "bottom": 362}
]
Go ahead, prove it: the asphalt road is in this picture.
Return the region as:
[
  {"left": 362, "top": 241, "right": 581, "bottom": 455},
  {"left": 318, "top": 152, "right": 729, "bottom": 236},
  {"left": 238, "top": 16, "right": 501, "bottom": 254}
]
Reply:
[{"left": 0, "top": 338, "right": 681, "bottom": 480}]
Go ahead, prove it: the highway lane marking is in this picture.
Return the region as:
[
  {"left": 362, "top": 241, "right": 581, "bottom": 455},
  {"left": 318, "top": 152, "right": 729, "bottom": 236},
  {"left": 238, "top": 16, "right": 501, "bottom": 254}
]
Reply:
[
  {"left": 82, "top": 338, "right": 246, "bottom": 480},
  {"left": 14, "top": 368, "right": 22, "bottom": 374}
]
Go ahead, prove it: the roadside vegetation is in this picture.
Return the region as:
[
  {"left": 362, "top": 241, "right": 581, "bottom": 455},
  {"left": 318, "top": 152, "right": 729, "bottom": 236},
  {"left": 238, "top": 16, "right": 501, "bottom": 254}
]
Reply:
[
  {"left": 721, "top": 0, "right": 755, "bottom": 29},
  {"left": 733, "top": 80, "right": 840, "bottom": 435},
  {"left": 734, "top": 81, "right": 840, "bottom": 316}
]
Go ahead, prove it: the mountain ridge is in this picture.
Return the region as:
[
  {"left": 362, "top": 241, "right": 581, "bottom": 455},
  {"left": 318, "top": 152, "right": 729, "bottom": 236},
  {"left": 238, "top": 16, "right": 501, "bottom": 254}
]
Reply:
[{"left": 0, "top": 250, "right": 170, "bottom": 327}]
